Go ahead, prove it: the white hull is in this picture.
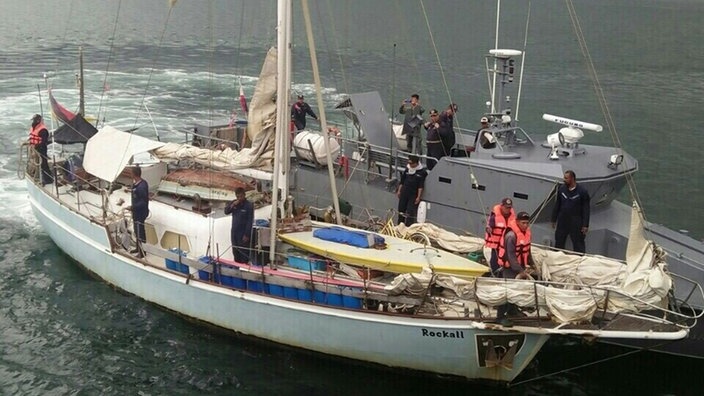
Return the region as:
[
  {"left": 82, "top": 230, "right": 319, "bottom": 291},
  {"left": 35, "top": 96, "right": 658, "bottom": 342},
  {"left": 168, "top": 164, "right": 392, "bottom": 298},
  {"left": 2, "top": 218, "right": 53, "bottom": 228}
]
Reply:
[{"left": 27, "top": 181, "right": 548, "bottom": 383}]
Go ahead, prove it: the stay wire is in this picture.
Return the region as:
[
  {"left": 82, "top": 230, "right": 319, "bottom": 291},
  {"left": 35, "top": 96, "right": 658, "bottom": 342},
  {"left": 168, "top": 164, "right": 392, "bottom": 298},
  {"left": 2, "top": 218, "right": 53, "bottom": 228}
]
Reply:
[
  {"left": 508, "top": 340, "right": 675, "bottom": 388},
  {"left": 96, "top": 0, "right": 123, "bottom": 126},
  {"left": 419, "top": 0, "right": 484, "bottom": 235},
  {"left": 130, "top": 1, "right": 178, "bottom": 131},
  {"left": 564, "top": 0, "right": 644, "bottom": 224}
]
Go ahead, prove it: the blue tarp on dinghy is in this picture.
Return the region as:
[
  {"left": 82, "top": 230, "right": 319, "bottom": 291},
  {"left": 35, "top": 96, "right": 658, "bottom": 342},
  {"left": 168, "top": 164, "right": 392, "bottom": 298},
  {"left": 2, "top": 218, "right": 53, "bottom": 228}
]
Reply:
[{"left": 313, "top": 227, "right": 385, "bottom": 248}]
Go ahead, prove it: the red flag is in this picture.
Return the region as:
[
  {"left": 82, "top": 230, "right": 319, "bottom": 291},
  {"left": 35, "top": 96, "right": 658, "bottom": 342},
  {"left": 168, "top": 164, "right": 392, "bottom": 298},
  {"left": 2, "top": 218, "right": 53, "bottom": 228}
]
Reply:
[{"left": 49, "top": 89, "right": 76, "bottom": 124}]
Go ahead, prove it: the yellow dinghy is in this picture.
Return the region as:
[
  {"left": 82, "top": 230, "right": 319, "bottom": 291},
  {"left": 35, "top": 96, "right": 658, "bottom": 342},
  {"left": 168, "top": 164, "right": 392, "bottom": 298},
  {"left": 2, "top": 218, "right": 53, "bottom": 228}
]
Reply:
[{"left": 278, "top": 222, "right": 488, "bottom": 278}]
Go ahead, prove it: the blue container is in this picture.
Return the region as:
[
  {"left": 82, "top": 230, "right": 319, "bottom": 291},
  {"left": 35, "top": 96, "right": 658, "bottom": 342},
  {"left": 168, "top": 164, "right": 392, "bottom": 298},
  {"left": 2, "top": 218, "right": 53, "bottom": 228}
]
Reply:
[
  {"left": 166, "top": 248, "right": 189, "bottom": 274},
  {"left": 165, "top": 259, "right": 180, "bottom": 271},
  {"left": 221, "top": 275, "right": 235, "bottom": 287},
  {"left": 178, "top": 263, "right": 189, "bottom": 274},
  {"left": 313, "top": 290, "right": 327, "bottom": 303},
  {"left": 283, "top": 287, "right": 298, "bottom": 299},
  {"left": 297, "top": 288, "right": 312, "bottom": 301},
  {"left": 287, "top": 253, "right": 326, "bottom": 272},
  {"left": 269, "top": 285, "right": 284, "bottom": 297},
  {"left": 233, "top": 277, "right": 246, "bottom": 289},
  {"left": 327, "top": 293, "right": 343, "bottom": 307},
  {"left": 248, "top": 280, "right": 264, "bottom": 292},
  {"left": 221, "top": 275, "right": 246, "bottom": 289},
  {"left": 198, "top": 269, "right": 210, "bottom": 280},
  {"left": 343, "top": 296, "right": 362, "bottom": 309}
]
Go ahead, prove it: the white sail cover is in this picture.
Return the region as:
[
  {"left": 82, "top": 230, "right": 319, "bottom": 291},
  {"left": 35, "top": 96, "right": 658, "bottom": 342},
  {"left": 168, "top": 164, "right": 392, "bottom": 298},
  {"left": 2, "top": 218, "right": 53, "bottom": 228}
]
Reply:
[
  {"left": 154, "top": 47, "right": 279, "bottom": 171},
  {"left": 83, "top": 126, "right": 165, "bottom": 182},
  {"left": 389, "top": 202, "right": 673, "bottom": 324}
]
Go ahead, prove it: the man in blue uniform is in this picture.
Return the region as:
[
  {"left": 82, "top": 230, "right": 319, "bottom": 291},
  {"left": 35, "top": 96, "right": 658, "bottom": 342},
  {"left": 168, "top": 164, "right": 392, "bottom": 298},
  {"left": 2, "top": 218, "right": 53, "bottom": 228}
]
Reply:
[
  {"left": 129, "top": 166, "right": 149, "bottom": 258},
  {"left": 225, "top": 187, "right": 254, "bottom": 263},
  {"left": 551, "top": 170, "right": 590, "bottom": 253}
]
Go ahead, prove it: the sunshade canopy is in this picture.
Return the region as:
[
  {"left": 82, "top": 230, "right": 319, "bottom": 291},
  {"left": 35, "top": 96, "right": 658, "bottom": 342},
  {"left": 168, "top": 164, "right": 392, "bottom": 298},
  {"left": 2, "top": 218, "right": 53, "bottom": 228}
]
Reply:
[{"left": 83, "top": 126, "right": 165, "bottom": 182}]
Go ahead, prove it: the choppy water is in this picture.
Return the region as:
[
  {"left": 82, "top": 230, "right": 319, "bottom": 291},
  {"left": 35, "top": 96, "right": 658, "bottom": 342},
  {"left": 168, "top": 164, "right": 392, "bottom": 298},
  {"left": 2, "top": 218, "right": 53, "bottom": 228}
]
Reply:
[{"left": 1, "top": 0, "right": 704, "bottom": 394}]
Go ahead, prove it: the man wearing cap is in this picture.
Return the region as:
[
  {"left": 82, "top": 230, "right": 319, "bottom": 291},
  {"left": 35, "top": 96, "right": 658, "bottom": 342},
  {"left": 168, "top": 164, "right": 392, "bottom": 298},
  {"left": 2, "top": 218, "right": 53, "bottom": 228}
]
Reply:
[
  {"left": 484, "top": 198, "right": 516, "bottom": 276},
  {"left": 396, "top": 155, "right": 427, "bottom": 226},
  {"left": 28, "top": 114, "right": 53, "bottom": 185},
  {"left": 496, "top": 211, "right": 533, "bottom": 326},
  {"left": 399, "top": 93, "right": 425, "bottom": 154},
  {"left": 291, "top": 95, "right": 318, "bottom": 130},
  {"left": 437, "top": 103, "right": 457, "bottom": 154},
  {"left": 424, "top": 109, "right": 442, "bottom": 170},
  {"left": 551, "top": 170, "right": 590, "bottom": 253},
  {"left": 473, "top": 116, "right": 494, "bottom": 149}
]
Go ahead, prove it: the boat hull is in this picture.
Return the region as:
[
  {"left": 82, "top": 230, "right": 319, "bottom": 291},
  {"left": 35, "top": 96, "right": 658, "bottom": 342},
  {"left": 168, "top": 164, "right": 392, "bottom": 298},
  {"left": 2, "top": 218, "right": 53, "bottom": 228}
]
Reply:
[{"left": 27, "top": 181, "right": 548, "bottom": 383}]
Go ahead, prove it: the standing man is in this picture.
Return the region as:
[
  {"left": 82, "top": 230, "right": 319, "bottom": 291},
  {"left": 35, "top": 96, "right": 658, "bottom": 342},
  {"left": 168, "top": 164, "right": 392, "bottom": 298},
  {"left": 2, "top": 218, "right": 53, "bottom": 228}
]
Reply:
[
  {"left": 28, "top": 114, "right": 53, "bottom": 185},
  {"left": 437, "top": 103, "right": 457, "bottom": 155},
  {"left": 496, "top": 211, "right": 533, "bottom": 326},
  {"left": 551, "top": 170, "right": 590, "bottom": 253},
  {"left": 396, "top": 155, "right": 427, "bottom": 226},
  {"left": 225, "top": 187, "right": 254, "bottom": 263},
  {"left": 484, "top": 198, "right": 516, "bottom": 276},
  {"left": 399, "top": 93, "right": 425, "bottom": 154},
  {"left": 129, "top": 166, "right": 149, "bottom": 258},
  {"left": 424, "top": 109, "right": 442, "bottom": 170},
  {"left": 291, "top": 95, "right": 318, "bottom": 131}
]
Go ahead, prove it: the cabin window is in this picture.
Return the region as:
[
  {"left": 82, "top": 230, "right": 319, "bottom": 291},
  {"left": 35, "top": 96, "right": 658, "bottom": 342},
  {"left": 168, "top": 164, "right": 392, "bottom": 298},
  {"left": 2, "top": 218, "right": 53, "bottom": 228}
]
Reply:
[{"left": 160, "top": 231, "right": 191, "bottom": 252}]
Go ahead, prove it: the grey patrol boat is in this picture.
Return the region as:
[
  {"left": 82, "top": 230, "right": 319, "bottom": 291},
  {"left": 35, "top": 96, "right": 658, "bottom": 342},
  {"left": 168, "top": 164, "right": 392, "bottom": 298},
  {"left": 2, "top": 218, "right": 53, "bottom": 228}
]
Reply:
[{"left": 289, "top": 49, "right": 704, "bottom": 358}]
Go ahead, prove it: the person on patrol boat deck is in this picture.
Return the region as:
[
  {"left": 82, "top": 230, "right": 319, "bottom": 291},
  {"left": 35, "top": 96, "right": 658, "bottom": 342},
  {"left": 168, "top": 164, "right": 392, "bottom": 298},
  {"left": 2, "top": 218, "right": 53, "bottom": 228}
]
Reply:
[
  {"left": 496, "top": 211, "right": 534, "bottom": 326},
  {"left": 396, "top": 155, "right": 427, "bottom": 226},
  {"left": 28, "top": 114, "right": 53, "bottom": 185},
  {"left": 551, "top": 170, "right": 590, "bottom": 253},
  {"left": 484, "top": 198, "right": 516, "bottom": 276}
]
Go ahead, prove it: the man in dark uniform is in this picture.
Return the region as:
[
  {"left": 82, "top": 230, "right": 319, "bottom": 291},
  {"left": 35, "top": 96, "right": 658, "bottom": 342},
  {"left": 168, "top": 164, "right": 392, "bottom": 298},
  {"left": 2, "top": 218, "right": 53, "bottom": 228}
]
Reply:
[
  {"left": 396, "top": 155, "right": 427, "bottom": 226},
  {"left": 28, "top": 114, "right": 53, "bottom": 185},
  {"left": 551, "top": 170, "right": 590, "bottom": 253},
  {"left": 437, "top": 103, "right": 457, "bottom": 155},
  {"left": 290, "top": 95, "right": 318, "bottom": 130},
  {"left": 225, "top": 187, "right": 254, "bottom": 263},
  {"left": 424, "top": 109, "right": 442, "bottom": 170},
  {"left": 129, "top": 166, "right": 150, "bottom": 258}
]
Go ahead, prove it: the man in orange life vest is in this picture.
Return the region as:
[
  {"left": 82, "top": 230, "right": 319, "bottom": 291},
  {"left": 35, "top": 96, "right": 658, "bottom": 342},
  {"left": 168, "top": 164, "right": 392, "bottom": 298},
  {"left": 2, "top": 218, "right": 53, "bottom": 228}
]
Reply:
[
  {"left": 28, "top": 114, "right": 53, "bottom": 185},
  {"left": 496, "top": 211, "right": 533, "bottom": 326},
  {"left": 484, "top": 197, "right": 516, "bottom": 276}
]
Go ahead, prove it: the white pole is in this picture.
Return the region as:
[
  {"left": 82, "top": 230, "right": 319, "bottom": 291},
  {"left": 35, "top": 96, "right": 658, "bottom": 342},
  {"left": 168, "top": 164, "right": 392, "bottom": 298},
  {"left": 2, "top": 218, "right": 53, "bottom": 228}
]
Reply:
[
  {"left": 301, "top": 0, "right": 341, "bottom": 224},
  {"left": 269, "top": 0, "right": 292, "bottom": 264}
]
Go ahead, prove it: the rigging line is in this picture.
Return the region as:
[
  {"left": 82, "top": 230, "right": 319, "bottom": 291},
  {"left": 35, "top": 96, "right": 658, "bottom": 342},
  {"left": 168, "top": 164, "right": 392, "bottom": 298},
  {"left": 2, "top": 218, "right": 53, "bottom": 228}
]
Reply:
[
  {"left": 96, "top": 0, "right": 123, "bottom": 126},
  {"left": 393, "top": 0, "right": 424, "bottom": 95},
  {"left": 322, "top": 0, "right": 350, "bottom": 97},
  {"left": 420, "top": 0, "right": 484, "bottom": 234},
  {"left": 418, "top": 0, "right": 455, "bottom": 127},
  {"left": 130, "top": 1, "right": 178, "bottom": 131},
  {"left": 564, "top": 0, "right": 644, "bottom": 220},
  {"left": 514, "top": 1, "right": 531, "bottom": 122},
  {"left": 509, "top": 340, "right": 671, "bottom": 387}
]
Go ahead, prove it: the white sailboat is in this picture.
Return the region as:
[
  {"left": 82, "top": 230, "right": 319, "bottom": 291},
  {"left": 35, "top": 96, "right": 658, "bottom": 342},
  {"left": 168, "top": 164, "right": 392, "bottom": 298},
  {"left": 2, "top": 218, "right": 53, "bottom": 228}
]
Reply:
[{"left": 19, "top": 0, "right": 700, "bottom": 384}]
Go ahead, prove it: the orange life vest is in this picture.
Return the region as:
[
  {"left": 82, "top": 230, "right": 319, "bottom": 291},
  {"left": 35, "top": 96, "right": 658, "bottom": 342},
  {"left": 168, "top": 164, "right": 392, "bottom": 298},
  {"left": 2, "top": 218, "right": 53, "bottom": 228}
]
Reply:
[
  {"left": 29, "top": 122, "right": 47, "bottom": 146},
  {"left": 484, "top": 204, "right": 516, "bottom": 249},
  {"left": 497, "top": 221, "right": 531, "bottom": 268}
]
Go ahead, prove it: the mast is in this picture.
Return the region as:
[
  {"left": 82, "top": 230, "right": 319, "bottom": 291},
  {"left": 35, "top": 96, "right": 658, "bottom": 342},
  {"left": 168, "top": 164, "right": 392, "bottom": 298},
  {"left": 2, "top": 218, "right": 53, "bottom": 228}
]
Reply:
[{"left": 269, "top": 0, "right": 292, "bottom": 264}]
